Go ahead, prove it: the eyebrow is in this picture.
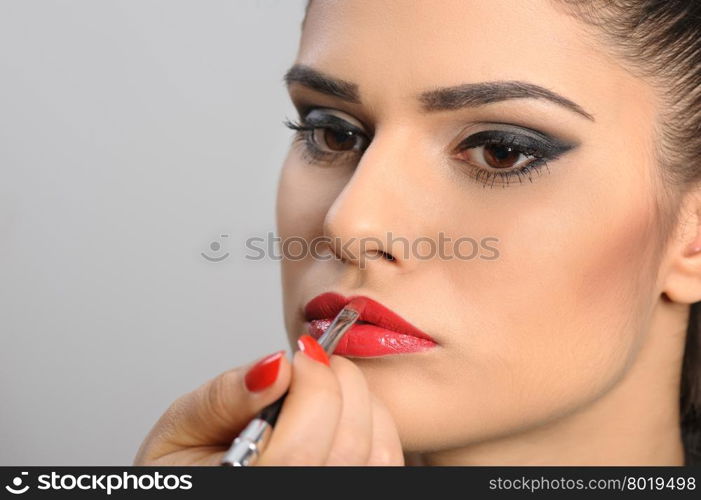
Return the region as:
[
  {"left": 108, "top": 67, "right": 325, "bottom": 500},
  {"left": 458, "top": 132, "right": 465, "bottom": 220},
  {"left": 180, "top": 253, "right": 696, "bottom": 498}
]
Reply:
[{"left": 283, "top": 64, "right": 594, "bottom": 121}]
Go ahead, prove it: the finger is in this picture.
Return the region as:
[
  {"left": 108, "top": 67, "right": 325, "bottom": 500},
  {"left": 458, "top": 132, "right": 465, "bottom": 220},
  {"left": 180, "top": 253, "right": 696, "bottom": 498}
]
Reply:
[
  {"left": 367, "top": 395, "right": 404, "bottom": 466},
  {"left": 257, "top": 340, "right": 343, "bottom": 465},
  {"left": 145, "top": 446, "right": 229, "bottom": 466},
  {"left": 176, "top": 351, "right": 292, "bottom": 444},
  {"left": 324, "top": 356, "right": 373, "bottom": 465},
  {"left": 134, "top": 350, "right": 292, "bottom": 463}
]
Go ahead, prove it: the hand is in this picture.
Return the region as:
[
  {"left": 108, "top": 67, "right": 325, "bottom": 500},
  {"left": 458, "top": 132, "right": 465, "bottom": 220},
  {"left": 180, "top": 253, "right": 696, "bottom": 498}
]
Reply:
[{"left": 133, "top": 335, "right": 404, "bottom": 466}]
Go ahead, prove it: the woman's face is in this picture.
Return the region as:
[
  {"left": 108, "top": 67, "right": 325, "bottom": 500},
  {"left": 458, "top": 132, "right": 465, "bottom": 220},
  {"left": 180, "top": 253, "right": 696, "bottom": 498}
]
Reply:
[{"left": 276, "top": 0, "right": 665, "bottom": 452}]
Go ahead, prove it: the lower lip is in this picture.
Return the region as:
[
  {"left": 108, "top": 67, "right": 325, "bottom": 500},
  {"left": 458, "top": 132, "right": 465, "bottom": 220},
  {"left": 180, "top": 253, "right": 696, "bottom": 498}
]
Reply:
[{"left": 307, "top": 320, "right": 437, "bottom": 357}]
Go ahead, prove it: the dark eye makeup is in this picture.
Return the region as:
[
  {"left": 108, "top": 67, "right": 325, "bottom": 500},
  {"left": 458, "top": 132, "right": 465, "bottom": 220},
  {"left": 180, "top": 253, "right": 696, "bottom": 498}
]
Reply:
[{"left": 283, "top": 108, "right": 577, "bottom": 188}]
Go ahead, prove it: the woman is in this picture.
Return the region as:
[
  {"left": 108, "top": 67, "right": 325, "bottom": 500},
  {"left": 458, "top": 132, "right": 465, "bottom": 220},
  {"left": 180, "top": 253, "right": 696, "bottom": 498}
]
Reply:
[{"left": 134, "top": 0, "right": 701, "bottom": 465}]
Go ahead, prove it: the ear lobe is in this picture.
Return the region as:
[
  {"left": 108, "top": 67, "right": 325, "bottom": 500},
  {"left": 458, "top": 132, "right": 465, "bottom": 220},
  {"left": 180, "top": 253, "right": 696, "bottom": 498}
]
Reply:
[{"left": 662, "top": 193, "right": 701, "bottom": 304}]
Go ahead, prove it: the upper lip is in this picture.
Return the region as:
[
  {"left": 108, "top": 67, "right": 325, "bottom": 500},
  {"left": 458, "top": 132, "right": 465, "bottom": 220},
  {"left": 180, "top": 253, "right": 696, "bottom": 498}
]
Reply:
[{"left": 303, "top": 292, "right": 436, "bottom": 343}]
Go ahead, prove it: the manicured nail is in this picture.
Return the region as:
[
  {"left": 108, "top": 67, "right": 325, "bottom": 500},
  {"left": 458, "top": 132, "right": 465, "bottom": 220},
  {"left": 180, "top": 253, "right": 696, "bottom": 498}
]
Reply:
[
  {"left": 297, "top": 335, "right": 330, "bottom": 366},
  {"left": 244, "top": 351, "right": 285, "bottom": 392}
]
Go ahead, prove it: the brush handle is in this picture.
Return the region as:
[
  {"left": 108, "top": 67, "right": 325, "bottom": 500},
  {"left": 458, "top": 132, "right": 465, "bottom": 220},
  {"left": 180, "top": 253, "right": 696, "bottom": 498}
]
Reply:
[{"left": 219, "top": 395, "right": 285, "bottom": 466}]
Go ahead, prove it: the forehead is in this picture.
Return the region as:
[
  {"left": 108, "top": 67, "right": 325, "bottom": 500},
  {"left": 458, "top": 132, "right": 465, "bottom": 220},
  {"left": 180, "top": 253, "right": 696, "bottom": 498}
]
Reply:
[{"left": 297, "top": 0, "right": 633, "bottom": 119}]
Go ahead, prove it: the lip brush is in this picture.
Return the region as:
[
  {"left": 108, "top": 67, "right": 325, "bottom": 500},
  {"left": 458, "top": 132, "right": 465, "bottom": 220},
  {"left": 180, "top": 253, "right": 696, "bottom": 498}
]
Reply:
[{"left": 221, "top": 298, "right": 366, "bottom": 466}]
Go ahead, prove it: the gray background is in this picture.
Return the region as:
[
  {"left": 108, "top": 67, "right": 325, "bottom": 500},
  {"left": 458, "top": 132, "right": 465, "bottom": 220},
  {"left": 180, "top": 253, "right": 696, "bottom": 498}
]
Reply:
[{"left": 0, "top": 0, "right": 305, "bottom": 465}]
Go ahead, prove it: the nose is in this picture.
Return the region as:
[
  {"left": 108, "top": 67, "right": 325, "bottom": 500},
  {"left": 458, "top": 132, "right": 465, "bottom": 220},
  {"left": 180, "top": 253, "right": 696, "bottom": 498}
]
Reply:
[{"left": 322, "top": 131, "right": 427, "bottom": 272}]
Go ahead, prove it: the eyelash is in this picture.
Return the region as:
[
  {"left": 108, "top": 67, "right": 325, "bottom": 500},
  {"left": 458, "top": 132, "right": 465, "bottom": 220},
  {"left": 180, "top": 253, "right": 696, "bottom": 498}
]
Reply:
[{"left": 283, "top": 114, "right": 573, "bottom": 188}]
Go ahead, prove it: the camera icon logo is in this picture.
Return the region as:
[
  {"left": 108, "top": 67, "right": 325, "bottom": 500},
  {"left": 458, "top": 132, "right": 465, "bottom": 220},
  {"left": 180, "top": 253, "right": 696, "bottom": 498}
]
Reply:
[
  {"left": 201, "top": 234, "right": 230, "bottom": 262},
  {"left": 5, "top": 472, "right": 29, "bottom": 494}
]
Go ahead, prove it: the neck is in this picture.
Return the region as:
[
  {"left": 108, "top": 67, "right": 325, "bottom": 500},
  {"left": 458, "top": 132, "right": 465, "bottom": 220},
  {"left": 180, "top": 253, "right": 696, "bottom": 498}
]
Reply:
[{"left": 419, "top": 299, "right": 688, "bottom": 466}]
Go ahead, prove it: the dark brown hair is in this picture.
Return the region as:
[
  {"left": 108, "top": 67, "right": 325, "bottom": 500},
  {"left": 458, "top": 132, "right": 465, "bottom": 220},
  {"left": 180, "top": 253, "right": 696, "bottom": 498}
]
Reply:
[{"left": 301, "top": 0, "right": 701, "bottom": 464}]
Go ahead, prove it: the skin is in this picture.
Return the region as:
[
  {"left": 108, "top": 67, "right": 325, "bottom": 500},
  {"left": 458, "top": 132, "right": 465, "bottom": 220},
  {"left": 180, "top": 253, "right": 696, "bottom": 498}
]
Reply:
[{"left": 135, "top": 0, "right": 701, "bottom": 465}]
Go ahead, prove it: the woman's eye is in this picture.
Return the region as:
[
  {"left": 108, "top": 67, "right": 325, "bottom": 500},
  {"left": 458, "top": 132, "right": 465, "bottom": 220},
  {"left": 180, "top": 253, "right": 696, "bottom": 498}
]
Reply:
[
  {"left": 457, "top": 143, "right": 536, "bottom": 170},
  {"left": 282, "top": 110, "right": 369, "bottom": 164},
  {"left": 451, "top": 129, "right": 576, "bottom": 187},
  {"left": 310, "top": 126, "right": 364, "bottom": 153}
]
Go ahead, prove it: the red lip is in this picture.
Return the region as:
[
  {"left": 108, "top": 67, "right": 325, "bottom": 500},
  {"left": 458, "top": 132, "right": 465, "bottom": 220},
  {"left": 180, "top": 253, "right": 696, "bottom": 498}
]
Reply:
[{"left": 303, "top": 292, "right": 437, "bottom": 357}]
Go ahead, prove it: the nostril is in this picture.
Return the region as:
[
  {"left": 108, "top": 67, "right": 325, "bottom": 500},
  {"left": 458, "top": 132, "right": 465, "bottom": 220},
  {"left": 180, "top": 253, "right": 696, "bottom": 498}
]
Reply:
[{"left": 371, "top": 250, "right": 395, "bottom": 262}]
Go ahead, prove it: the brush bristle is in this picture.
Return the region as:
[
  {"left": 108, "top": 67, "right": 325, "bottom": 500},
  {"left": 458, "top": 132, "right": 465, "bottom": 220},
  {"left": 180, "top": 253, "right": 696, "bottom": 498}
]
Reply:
[{"left": 346, "top": 297, "right": 368, "bottom": 315}]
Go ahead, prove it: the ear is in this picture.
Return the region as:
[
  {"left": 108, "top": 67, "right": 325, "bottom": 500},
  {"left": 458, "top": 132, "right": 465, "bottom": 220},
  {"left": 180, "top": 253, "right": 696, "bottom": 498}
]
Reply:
[{"left": 662, "top": 190, "right": 701, "bottom": 304}]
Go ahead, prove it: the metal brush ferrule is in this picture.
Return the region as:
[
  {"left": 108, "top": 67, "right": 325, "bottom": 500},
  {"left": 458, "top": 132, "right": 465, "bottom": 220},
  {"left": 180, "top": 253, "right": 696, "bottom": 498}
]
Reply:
[
  {"left": 317, "top": 307, "right": 360, "bottom": 354},
  {"left": 220, "top": 418, "right": 272, "bottom": 466}
]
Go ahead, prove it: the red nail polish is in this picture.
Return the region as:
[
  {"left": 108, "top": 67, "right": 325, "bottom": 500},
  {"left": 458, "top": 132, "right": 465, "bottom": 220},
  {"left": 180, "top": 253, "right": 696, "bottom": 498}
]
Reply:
[
  {"left": 297, "top": 334, "right": 330, "bottom": 366},
  {"left": 244, "top": 351, "right": 284, "bottom": 392}
]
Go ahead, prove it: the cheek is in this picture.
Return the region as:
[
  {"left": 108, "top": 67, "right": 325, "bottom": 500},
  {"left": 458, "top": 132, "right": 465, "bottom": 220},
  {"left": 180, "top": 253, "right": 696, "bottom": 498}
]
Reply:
[
  {"left": 276, "top": 154, "right": 354, "bottom": 240},
  {"left": 277, "top": 159, "right": 317, "bottom": 329},
  {"left": 276, "top": 156, "right": 349, "bottom": 337},
  {"left": 277, "top": 159, "right": 326, "bottom": 240},
  {"left": 440, "top": 169, "right": 661, "bottom": 436},
  {"left": 388, "top": 159, "right": 662, "bottom": 451},
  {"left": 505, "top": 189, "right": 656, "bottom": 391}
]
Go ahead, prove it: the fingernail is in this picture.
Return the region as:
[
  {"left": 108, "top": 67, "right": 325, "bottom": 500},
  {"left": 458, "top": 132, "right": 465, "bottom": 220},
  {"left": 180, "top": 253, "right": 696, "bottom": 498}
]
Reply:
[
  {"left": 297, "top": 334, "right": 330, "bottom": 366},
  {"left": 244, "top": 351, "right": 285, "bottom": 392}
]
